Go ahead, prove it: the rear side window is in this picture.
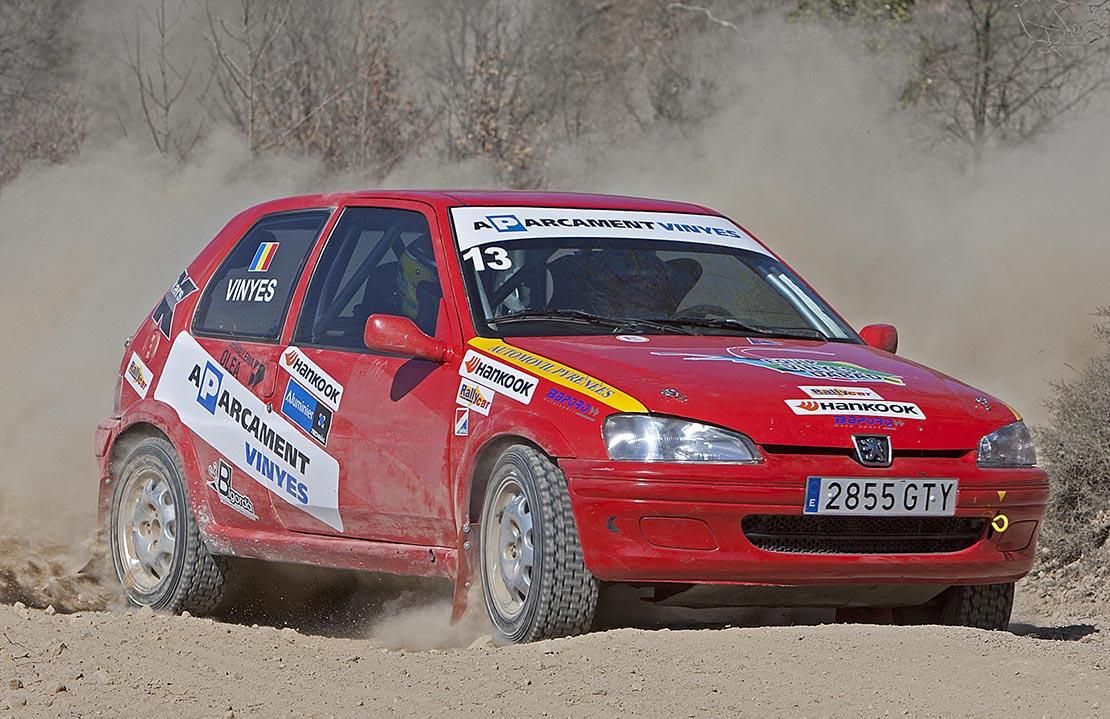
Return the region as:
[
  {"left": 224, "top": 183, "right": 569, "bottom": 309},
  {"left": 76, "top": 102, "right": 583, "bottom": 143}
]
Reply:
[{"left": 193, "top": 210, "right": 332, "bottom": 341}]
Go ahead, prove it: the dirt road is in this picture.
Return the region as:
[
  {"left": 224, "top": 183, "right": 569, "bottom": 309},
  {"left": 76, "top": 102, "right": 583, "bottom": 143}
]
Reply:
[{"left": 1, "top": 583, "right": 1106, "bottom": 719}]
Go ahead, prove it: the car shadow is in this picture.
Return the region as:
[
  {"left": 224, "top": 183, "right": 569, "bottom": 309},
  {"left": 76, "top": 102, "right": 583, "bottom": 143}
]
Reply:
[{"left": 1007, "top": 622, "right": 1100, "bottom": 641}]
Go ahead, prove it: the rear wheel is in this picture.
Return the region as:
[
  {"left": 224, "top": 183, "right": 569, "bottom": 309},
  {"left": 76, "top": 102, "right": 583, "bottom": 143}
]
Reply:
[
  {"left": 479, "top": 445, "right": 598, "bottom": 643},
  {"left": 109, "top": 436, "right": 227, "bottom": 614},
  {"left": 893, "top": 582, "right": 1014, "bottom": 630}
]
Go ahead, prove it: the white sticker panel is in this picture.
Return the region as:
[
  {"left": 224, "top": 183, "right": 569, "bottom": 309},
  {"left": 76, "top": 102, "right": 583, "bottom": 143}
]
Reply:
[
  {"left": 279, "top": 346, "right": 344, "bottom": 411},
  {"left": 449, "top": 206, "right": 771, "bottom": 254},
  {"left": 460, "top": 350, "right": 537, "bottom": 405},
  {"left": 155, "top": 333, "right": 342, "bottom": 531},
  {"left": 785, "top": 399, "right": 925, "bottom": 420}
]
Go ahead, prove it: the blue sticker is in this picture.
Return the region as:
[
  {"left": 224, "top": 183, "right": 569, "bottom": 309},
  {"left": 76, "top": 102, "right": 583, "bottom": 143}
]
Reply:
[
  {"left": 804, "top": 477, "right": 822, "bottom": 514},
  {"left": 486, "top": 214, "right": 525, "bottom": 232},
  {"left": 197, "top": 361, "right": 223, "bottom": 414},
  {"left": 281, "top": 378, "right": 332, "bottom": 446}
]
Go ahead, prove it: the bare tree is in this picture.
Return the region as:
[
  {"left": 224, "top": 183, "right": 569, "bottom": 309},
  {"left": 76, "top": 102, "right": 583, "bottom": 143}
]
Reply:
[
  {"left": 121, "top": 0, "right": 209, "bottom": 167},
  {"left": 201, "top": 0, "right": 295, "bottom": 159},
  {"left": 1015, "top": 1, "right": 1110, "bottom": 49},
  {"left": 0, "top": 0, "right": 87, "bottom": 186},
  {"left": 423, "top": 0, "right": 551, "bottom": 188},
  {"left": 903, "top": 0, "right": 1110, "bottom": 162},
  {"left": 199, "top": 0, "right": 418, "bottom": 176}
]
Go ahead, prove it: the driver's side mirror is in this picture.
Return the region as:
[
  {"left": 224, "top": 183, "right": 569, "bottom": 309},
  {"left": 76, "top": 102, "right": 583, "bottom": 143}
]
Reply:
[
  {"left": 859, "top": 324, "right": 898, "bottom": 354},
  {"left": 363, "top": 314, "right": 450, "bottom": 362}
]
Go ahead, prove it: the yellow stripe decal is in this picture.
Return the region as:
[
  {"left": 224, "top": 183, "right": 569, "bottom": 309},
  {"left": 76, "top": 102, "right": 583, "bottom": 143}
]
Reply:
[
  {"left": 468, "top": 338, "right": 647, "bottom": 413},
  {"left": 998, "top": 401, "right": 1022, "bottom": 422}
]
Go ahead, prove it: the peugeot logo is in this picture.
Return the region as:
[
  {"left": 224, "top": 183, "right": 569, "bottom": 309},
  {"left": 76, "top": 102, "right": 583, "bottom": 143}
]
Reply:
[{"left": 853, "top": 435, "right": 892, "bottom": 468}]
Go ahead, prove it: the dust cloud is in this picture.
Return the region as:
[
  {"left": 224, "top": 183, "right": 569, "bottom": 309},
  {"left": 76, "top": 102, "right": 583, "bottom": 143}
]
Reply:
[
  {"left": 0, "top": 13, "right": 1105, "bottom": 633},
  {"left": 0, "top": 136, "right": 322, "bottom": 606},
  {"left": 560, "top": 28, "right": 1109, "bottom": 423}
]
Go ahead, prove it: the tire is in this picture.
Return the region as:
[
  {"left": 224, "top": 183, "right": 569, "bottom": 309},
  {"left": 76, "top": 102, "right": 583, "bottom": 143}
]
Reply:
[
  {"left": 479, "top": 445, "right": 598, "bottom": 643},
  {"left": 893, "top": 582, "right": 1014, "bottom": 631},
  {"left": 108, "top": 436, "right": 227, "bottom": 614}
]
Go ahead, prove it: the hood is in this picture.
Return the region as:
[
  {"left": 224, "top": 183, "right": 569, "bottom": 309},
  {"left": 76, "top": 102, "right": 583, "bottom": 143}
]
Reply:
[{"left": 504, "top": 335, "right": 1020, "bottom": 451}]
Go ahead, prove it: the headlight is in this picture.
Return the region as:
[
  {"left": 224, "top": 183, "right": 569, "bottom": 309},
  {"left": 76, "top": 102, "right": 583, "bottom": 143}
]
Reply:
[
  {"left": 977, "top": 421, "right": 1037, "bottom": 467},
  {"left": 603, "top": 415, "right": 762, "bottom": 463}
]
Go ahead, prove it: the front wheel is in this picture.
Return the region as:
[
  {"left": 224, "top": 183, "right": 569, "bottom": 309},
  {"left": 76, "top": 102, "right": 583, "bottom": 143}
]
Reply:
[
  {"left": 894, "top": 582, "right": 1014, "bottom": 630},
  {"left": 108, "top": 436, "right": 227, "bottom": 614},
  {"left": 479, "top": 445, "right": 598, "bottom": 643}
]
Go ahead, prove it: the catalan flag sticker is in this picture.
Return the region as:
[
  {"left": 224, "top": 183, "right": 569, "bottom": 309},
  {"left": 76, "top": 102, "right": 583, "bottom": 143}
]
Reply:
[{"left": 248, "top": 242, "right": 279, "bottom": 272}]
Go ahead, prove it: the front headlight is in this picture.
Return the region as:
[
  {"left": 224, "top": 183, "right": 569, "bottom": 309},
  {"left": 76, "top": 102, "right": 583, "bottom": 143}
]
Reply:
[
  {"left": 603, "top": 415, "right": 762, "bottom": 463},
  {"left": 977, "top": 421, "right": 1037, "bottom": 467}
]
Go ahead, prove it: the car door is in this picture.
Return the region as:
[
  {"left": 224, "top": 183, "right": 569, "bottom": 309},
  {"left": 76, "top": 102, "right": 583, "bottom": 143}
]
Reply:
[
  {"left": 187, "top": 208, "right": 337, "bottom": 531},
  {"left": 274, "top": 201, "right": 459, "bottom": 547}
]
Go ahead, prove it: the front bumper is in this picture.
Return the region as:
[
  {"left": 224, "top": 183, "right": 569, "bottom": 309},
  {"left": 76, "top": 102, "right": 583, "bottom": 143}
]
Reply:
[{"left": 562, "top": 453, "right": 1048, "bottom": 587}]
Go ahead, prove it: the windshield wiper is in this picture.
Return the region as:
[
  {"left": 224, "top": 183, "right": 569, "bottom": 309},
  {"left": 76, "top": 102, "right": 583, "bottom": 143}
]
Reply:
[
  {"left": 488, "top": 309, "right": 696, "bottom": 335},
  {"left": 643, "top": 316, "right": 830, "bottom": 341}
]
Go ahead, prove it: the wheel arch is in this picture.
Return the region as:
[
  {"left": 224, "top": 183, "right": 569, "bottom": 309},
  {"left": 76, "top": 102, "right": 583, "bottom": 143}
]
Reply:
[
  {"left": 99, "top": 401, "right": 212, "bottom": 539},
  {"left": 466, "top": 435, "right": 549, "bottom": 523},
  {"left": 456, "top": 409, "right": 576, "bottom": 526}
]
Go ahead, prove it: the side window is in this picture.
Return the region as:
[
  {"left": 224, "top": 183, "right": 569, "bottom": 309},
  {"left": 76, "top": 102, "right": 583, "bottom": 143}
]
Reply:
[
  {"left": 294, "top": 207, "right": 439, "bottom": 350},
  {"left": 193, "top": 210, "right": 332, "bottom": 341}
]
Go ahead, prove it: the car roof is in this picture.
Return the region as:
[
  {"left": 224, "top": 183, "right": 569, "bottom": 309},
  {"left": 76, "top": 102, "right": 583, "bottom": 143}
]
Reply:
[{"left": 259, "top": 190, "right": 718, "bottom": 216}]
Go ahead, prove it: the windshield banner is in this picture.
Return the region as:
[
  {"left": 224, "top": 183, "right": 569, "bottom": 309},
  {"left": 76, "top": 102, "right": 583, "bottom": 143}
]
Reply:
[{"left": 449, "top": 206, "right": 771, "bottom": 255}]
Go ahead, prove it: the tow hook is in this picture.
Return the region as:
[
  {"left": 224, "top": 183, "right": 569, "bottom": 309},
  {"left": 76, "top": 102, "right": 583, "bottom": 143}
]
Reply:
[{"left": 989, "top": 513, "right": 1009, "bottom": 536}]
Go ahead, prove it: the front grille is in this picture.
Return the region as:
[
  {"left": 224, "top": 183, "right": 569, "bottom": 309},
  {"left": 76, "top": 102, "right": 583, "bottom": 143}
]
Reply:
[
  {"left": 760, "top": 445, "right": 971, "bottom": 460},
  {"left": 741, "top": 514, "right": 986, "bottom": 555}
]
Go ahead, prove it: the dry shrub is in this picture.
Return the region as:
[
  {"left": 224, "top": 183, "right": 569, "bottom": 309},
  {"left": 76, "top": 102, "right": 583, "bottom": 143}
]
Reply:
[{"left": 1035, "top": 307, "right": 1110, "bottom": 569}]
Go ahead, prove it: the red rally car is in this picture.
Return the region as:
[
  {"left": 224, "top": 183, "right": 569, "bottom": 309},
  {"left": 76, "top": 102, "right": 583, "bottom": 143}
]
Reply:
[{"left": 96, "top": 191, "right": 1048, "bottom": 643}]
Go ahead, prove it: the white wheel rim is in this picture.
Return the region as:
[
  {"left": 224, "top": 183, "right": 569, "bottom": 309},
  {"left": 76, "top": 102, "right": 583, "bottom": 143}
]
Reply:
[
  {"left": 483, "top": 476, "right": 534, "bottom": 621},
  {"left": 118, "top": 464, "right": 178, "bottom": 594}
]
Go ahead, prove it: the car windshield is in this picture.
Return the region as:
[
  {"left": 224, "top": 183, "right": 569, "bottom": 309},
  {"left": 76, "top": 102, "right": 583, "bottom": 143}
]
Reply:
[{"left": 450, "top": 207, "right": 858, "bottom": 341}]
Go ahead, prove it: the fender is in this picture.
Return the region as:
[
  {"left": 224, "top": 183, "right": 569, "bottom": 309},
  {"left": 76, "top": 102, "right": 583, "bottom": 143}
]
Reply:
[
  {"left": 449, "top": 406, "right": 580, "bottom": 622},
  {"left": 452, "top": 406, "right": 578, "bottom": 522},
  {"left": 97, "top": 398, "right": 225, "bottom": 551}
]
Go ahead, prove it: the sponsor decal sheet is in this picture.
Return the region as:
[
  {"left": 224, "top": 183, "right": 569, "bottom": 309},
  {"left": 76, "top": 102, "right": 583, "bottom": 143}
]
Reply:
[
  {"left": 124, "top": 352, "right": 154, "bottom": 399},
  {"left": 155, "top": 332, "right": 342, "bottom": 531},
  {"left": 449, "top": 206, "right": 773, "bottom": 255}
]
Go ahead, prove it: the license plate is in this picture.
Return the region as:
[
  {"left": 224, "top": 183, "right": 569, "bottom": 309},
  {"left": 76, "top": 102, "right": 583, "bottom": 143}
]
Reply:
[{"left": 803, "top": 477, "right": 958, "bottom": 516}]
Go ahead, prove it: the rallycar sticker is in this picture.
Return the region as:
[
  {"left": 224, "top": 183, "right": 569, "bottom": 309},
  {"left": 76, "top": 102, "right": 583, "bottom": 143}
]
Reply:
[
  {"left": 798, "top": 386, "right": 883, "bottom": 400},
  {"left": 652, "top": 350, "right": 905, "bottom": 386},
  {"left": 151, "top": 270, "right": 198, "bottom": 338},
  {"left": 124, "top": 352, "right": 154, "bottom": 399},
  {"left": 460, "top": 349, "right": 538, "bottom": 405},
  {"left": 207, "top": 459, "right": 257, "bottom": 521},
  {"left": 449, "top": 206, "right": 772, "bottom": 256},
  {"left": 279, "top": 346, "right": 343, "bottom": 411},
  {"left": 456, "top": 378, "right": 494, "bottom": 416},
  {"left": 155, "top": 332, "right": 342, "bottom": 531},
  {"left": 468, "top": 338, "right": 647, "bottom": 413},
  {"left": 786, "top": 399, "right": 925, "bottom": 420}
]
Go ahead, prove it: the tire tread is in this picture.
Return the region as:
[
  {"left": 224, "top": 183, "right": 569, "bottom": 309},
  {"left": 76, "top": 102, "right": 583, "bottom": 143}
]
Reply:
[{"left": 483, "top": 445, "right": 598, "bottom": 643}]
